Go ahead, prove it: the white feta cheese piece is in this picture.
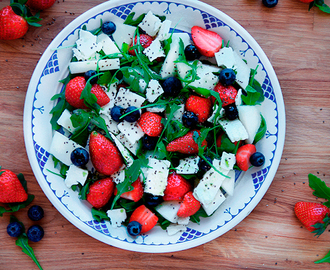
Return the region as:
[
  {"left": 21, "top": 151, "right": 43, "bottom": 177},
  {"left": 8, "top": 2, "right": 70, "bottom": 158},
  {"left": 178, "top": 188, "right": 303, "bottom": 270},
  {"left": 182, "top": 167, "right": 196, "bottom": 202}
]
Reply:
[
  {"left": 175, "top": 156, "right": 200, "bottom": 174},
  {"left": 99, "top": 114, "right": 120, "bottom": 135},
  {"left": 202, "top": 189, "right": 226, "bottom": 216},
  {"left": 111, "top": 165, "right": 126, "bottom": 184},
  {"left": 237, "top": 105, "right": 262, "bottom": 144},
  {"left": 100, "top": 83, "right": 118, "bottom": 115},
  {"left": 139, "top": 79, "right": 147, "bottom": 93},
  {"left": 177, "top": 216, "right": 190, "bottom": 225},
  {"left": 49, "top": 131, "right": 81, "bottom": 166},
  {"left": 166, "top": 224, "right": 187, "bottom": 236},
  {"left": 221, "top": 169, "right": 235, "bottom": 196},
  {"left": 172, "top": 104, "right": 184, "bottom": 121},
  {"left": 220, "top": 152, "right": 236, "bottom": 171},
  {"left": 69, "top": 59, "right": 120, "bottom": 74},
  {"left": 106, "top": 208, "right": 127, "bottom": 228},
  {"left": 116, "top": 132, "right": 140, "bottom": 156},
  {"left": 144, "top": 158, "right": 171, "bottom": 196},
  {"left": 112, "top": 23, "right": 136, "bottom": 46},
  {"left": 215, "top": 47, "right": 236, "bottom": 69},
  {"left": 235, "top": 88, "right": 243, "bottom": 106},
  {"left": 157, "top": 19, "right": 172, "bottom": 41},
  {"left": 138, "top": 11, "right": 162, "bottom": 36},
  {"left": 114, "top": 87, "right": 146, "bottom": 108},
  {"left": 117, "top": 121, "right": 144, "bottom": 145},
  {"left": 207, "top": 105, "right": 225, "bottom": 123},
  {"left": 57, "top": 109, "right": 76, "bottom": 133},
  {"left": 218, "top": 119, "right": 249, "bottom": 143},
  {"left": 146, "top": 104, "right": 166, "bottom": 113},
  {"left": 143, "top": 38, "right": 165, "bottom": 62},
  {"left": 97, "top": 33, "right": 121, "bottom": 56},
  {"left": 233, "top": 52, "right": 250, "bottom": 90},
  {"left": 73, "top": 29, "right": 102, "bottom": 61},
  {"left": 65, "top": 165, "right": 88, "bottom": 188},
  {"left": 109, "top": 132, "right": 134, "bottom": 166},
  {"left": 146, "top": 79, "right": 164, "bottom": 103},
  {"left": 172, "top": 33, "right": 191, "bottom": 48},
  {"left": 155, "top": 200, "right": 181, "bottom": 223}
]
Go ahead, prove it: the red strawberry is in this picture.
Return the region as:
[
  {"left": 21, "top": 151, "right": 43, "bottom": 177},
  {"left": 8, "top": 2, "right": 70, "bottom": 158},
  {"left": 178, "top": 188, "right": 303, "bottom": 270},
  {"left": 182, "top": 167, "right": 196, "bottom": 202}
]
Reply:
[
  {"left": 26, "top": 0, "right": 56, "bottom": 10},
  {"left": 115, "top": 178, "right": 144, "bottom": 202},
  {"left": 129, "top": 34, "right": 153, "bottom": 55},
  {"left": 177, "top": 191, "right": 201, "bottom": 218},
  {"left": 294, "top": 202, "right": 330, "bottom": 233},
  {"left": 65, "top": 76, "right": 110, "bottom": 109},
  {"left": 235, "top": 144, "right": 256, "bottom": 171},
  {"left": 129, "top": 205, "right": 158, "bottom": 234},
  {"left": 86, "top": 177, "right": 115, "bottom": 208},
  {"left": 185, "top": 95, "right": 212, "bottom": 123},
  {"left": 0, "top": 6, "right": 29, "bottom": 40},
  {"left": 166, "top": 130, "right": 207, "bottom": 154},
  {"left": 89, "top": 131, "right": 124, "bottom": 175},
  {"left": 191, "top": 26, "right": 222, "bottom": 57},
  {"left": 163, "top": 172, "right": 192, "bottom": 201},
  {"left": 137, "top": 112, "right": 164, "bottom": 137},
  {"left": 212, "top": 83, "right": 238, "bottom": 107},
  {"left": 0, "top": 169, "right": 28, "bottom": 203}
]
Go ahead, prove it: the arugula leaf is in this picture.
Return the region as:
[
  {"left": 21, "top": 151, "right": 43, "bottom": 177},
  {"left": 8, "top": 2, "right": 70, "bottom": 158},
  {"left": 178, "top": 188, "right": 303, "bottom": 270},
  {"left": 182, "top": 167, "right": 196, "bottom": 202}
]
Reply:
[
  {"left": 80, "top": 81, "right": 101, "bottom": 113},
  {"left": 123, "top": 12, "right": 145, "bottom": 26},
  {"left": 315, "top": 249, "right": 330, "bottom": 264},
  {"left": 0, "top": 195, "right": 34, "bottom": 217},
  {"left": 218, "top": 134, "right": 237, "bottom": 153},
  {"left": 254, "top": 114, "right": 267, "bottom": 144},
  {"left": 241, "top": 85, "right": 261, "bottom": 105},
  {"left": 91, "top": 208, "right": 110, "bottom": 222},
  {"left": 49, "top": 91, "right": 71, "bottom": 130},
  {"left": 70, "top": 110, "right": 91, "bottom": 146},
  {"left": 309, "top": 174, "right": 330, "bottom": 207},
  {"left": 16, "top": 233, "right": 43, "bottom": 270},
  {"left": 190, "top": 207, "right": 209, "bottom": 224}
]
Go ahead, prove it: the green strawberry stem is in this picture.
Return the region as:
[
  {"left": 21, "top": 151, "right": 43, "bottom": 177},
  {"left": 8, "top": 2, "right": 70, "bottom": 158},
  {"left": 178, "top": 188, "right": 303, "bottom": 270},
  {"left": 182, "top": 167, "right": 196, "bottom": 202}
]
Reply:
[
  {"left": 10, "top": 1, "right": 42, "bottom": 27},
  {"left": 309, "top": 0, "right": 330, "bottom": 13}
]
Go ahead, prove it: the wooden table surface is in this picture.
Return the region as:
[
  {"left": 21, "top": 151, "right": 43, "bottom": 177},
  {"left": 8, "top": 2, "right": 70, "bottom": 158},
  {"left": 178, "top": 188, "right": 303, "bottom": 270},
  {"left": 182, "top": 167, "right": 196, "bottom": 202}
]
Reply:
[{"left": 1, "top": 0, "right": 330, "bottom": 269}]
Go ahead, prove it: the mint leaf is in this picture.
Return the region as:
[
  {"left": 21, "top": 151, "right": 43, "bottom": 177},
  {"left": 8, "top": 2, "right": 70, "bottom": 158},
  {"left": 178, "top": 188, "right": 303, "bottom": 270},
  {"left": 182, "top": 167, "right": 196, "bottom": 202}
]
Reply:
[
  {"left": 308, "top": 174, "right": 330, "bottom": 205},
  {"left": 315, "top": 249, "right": 330, "bottom": 264},
  {"left": 16, "top": 233, "right": 43, "bottom": 270}
]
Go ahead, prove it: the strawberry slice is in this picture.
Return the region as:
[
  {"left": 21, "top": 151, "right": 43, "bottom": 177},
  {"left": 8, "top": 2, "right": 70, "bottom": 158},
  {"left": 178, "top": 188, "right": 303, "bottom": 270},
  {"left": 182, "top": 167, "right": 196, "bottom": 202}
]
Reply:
[
  {"left": 138, "top": 112, "right": 164, "bottom": 137},
  {"left": 86, "top": 177, "right": 115, "bottom": 208},
  {"left": 129, "top": 205, "right": 158, "bottom": 234},
  {"left": 115, "top": 178, "right": 144, "bottom": 202},
  {"left": 235, "top": 144, "right": 256, "bottom": 171},
  {"left": 191, "top": 26, "right": 222, "bottom": 57},
  {"left": 166, "top": 130, "right": 207, "bottom": 154},
  {"left": 163, "top": 172, "right": 192, "bottom": 201},
  {"left": 177, "top": 191, "right": 201, "bottom": 218}
]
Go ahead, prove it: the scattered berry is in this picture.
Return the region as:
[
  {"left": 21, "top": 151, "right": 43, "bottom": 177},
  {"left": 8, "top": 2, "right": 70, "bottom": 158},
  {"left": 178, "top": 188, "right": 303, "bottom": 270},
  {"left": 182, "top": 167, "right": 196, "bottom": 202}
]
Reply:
[
  {"left": 236, "top": 144, "right": 257, "bottom": 171},
  {"left": 71, "top": 147, "right": 89, "bottom": 167},
  {"left": 262, "top": 0, "right": 278, "bottom": 8},
  {"left": 142, "top": 134, "right": 159, "bottom": 150},
  {"left": 182, "top": 111, "right": 199, "bottom": 128},
  {"left": 111, "top": 105, "right": 125, "bottom": 122},
  {"left": 184, "top": 44, "right": 201, "bottom": 60},
  {"left": 127, "top": 221, "right": 142, "bottom": 236},
  {"left": 219, "top": 68, "right": 236, "bottom": 86},
  {"left": 198, "top": 156, "right": 212, "bottom": 172},
  {"left": 27, "top": 225, "right": 44, "bottom": 242},
  {"left": 0, "top": 169, "right": 28, "bottom": 203},
  {"left": 7, "top": 221, "right": 23, "bottom": 237},
  {"left": 250, "top": 152, "right": 265, "bottom": 167},
  {"left": 84, "top": 70, "right": 99, "bottom": 85},
  {"left": 124, "top": 106, "right": 140, "bottom": 122},
  {"left": 224, "top": 103, "right": 238, "bottom": 120},
  {"left": 162, "top": 77, "right": 182, "bottom": 96},
  {"left": 28, "top": 205, "right": 44, "bottom": 221},
  {"left": 26, "top": 0, "right": 56, "bottom": 10},
  {"left": 144, "top": 193, "right": 163, "bottom": 208},
  {"left": 101, "top": 21, "right": 116, "bottom": 35}
]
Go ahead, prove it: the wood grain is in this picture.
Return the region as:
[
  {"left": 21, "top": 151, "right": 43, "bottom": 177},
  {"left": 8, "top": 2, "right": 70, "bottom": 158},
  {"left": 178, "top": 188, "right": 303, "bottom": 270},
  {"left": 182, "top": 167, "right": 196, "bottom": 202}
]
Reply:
[{"left": 1, "top": 0, "right": 330, "bottom": 269}]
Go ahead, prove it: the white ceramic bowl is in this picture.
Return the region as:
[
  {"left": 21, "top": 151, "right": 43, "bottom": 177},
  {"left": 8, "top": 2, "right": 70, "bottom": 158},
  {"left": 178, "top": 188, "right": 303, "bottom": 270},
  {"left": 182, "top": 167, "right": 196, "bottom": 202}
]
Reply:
[{"left": 23, "top": 0, "right": 285, "bottom": 253}]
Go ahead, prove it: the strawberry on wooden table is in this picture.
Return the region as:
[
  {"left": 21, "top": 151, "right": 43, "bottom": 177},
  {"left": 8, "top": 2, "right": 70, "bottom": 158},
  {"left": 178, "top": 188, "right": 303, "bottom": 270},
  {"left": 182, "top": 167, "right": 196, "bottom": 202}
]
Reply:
[
  {"left": 89, "top": 131, "right": 124, "bottom": 175},
  {"left": 65, "top": 76, "right": 110, "bottom": 109},
  {"left": 115, "top": 178, "right": 144, "bottom": 202},
  {"left": 166, "top": 130, "right": 207, "bottom": 154},
  {"left": 129, "top": 205, "right": 158, "bottom": 234},
  {"left": 191, "top": 26, "right": 222, "bottom": 57},
  {"left": 235, "top": 144, "right": 256, "bottom": 171},
  {"left": 0, "top": 169, "right": 28, "bottom": 203},
  {"left": 86, "top": 177, "right": 115, "bottom": 208},
  {"left": 177, "top": 191, "right": 201, "bottom": 218},
  {"left": 26, "top": 0, "right": 56, "bottom": 10},
  {"left": 185, "top": 95, "right": 212, "bottom": 123},
  {"left": 163, "top": 172, "right": 192, "bottom": 201},
  {"left": 138, "top": 111, "right": 164, "bottom": 137}
]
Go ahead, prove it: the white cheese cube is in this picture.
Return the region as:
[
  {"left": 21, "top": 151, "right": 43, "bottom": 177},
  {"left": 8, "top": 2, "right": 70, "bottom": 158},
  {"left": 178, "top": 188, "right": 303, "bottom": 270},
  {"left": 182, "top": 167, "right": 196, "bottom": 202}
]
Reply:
[
  {"left": 65, "top": 165, "right": 88, "bottom": 188},
  {"left": 202, "top": 189, "right": 226, "bottom": 216},
  {"left": 175, "top": 156, "right": 200, "bottom": 174},
  {"left": 166, "top": 224, "right": 187, "bottom": 236},
  {"left": 97, "top": 33, "right": 121, "bottom": 56},
  {"left": 218, "top": 119, "right": 249, "bottom": 143},
  {"left": 143, "top": 38, "right": 165, "bottom": 62},
  {"left": 112, "top": 23, "right": 136, "bottom": 46},
  {"left": 172, "top": 104, "right": 184, "bottom": 121},
  {"left": 114, "top": 87, "right": 146, "bottom": 108},
  {"left": 57, "top": 109, "right": 76, "bottom": 133},
  {"left": 69, "top": 59, "right": 120, "bottom": 74},
  {"left": 155, "top": 200, "right": 181, "bottom": 223},
  {"left": 99, "top": 114, "right": 120, "bottom": 135},
  {"left": 233, "top": 52, "right": 250, "bottom": 90},
  {"left": 138, "top": 11, "right": 162, "bottom": 36},
  {"left": 111, "top": 165, "right": 126, "bottom": 184},
  {"left": 106, "top": 208, "right": 127, "bottom": 228},
  {"left": 157, "top": 19, "right": 172, "bottom": 41},
  {"left": 207, "top": 105, "right": 225, "bottom": 123},
  {"left": 116, "top": 132, "right": 140, "bottom": 156},
  {"left": 146, "top": 79, "right": 164, "bottom": 103},
  {"left": 117, "top": 121, "right": 144, "bottom": 145},
  {"left": 220, "top": 152, "right": 236, "bottom": 171},
  {"left": 221, "top": 169, "right": 235, "bottom": 196},
  {"left": 73, "top": 29, "right": 102, "bottom": 61},
  {"left": 215, "top": 47, "right": 236, "bottom": 69},
  {"left": 109, "top": 132, "right": 134, "bottom": 166}
]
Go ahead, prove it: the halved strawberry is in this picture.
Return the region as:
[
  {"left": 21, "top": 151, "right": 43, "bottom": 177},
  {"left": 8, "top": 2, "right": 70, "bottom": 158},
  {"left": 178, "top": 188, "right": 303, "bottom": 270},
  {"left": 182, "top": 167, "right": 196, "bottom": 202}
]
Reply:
[
  {"left": 163, "top": 172, "right": 192, "bottom": 201},
  {"left": 191, "top": 26, "right": 222, "bottom": 57},
  {"left": 129, "top": 34, "right": 153, "bottom": 56},
  {"left": 86, "top": 177, "right": 115, "bottom": 208},
  {"left": 185, "top": 95, "right": 212, "bottom": 123},
  {"left": 236, "top": 144, "right": 256, "bottom": 171},
  {"left": 115, "top": 178, "right": 143, "bottom": 202},
  {"left": 212, "top": 82, "right": 238, "bottom": 107},
  {"left": 129, "top": 205, "right": 158, "bottom": 234},
  {"left": 166, "top": 130, "right": 207, "bottom": 154},
  {"left": 138, "top": 112, "right": 164, "bottom": 137},
  {"left": 177, "top": 191, "right": 201, "bottom": 218}
]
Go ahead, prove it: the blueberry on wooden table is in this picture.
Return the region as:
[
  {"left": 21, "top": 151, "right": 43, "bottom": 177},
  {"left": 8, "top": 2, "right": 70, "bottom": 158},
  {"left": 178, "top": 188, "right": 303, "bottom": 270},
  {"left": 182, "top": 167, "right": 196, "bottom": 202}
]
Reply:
[
  {"left": 262, "top": 0, "right": 278, "bottom": 8},
  {"left": 27, "top": 225, "right": 44, "bottom": 242},
  {"left": 28, "top": 205, "right": 44, "bottom": 221},
  {"left": 7, "top": 221, "right": 23, "bottom": 237}
]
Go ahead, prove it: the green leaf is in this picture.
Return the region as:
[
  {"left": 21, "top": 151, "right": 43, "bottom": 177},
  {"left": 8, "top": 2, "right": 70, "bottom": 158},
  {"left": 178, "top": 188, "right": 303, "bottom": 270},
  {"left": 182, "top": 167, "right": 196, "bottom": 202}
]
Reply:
[
  {"left": 91, "top": 208, "right": 109, "bottom": 222},
  {"left": 311, "top": 214, "right": 330, "bottom": 237},
  {"left": 314, "top": 0, "right": 330, "bottom": 13},
  {"left": 50, "top": 91, "right": 72, "bottom": 131},
  {"left": 123, "top": 12, "right": 145, "bottom": 26},
  {"left": 241, "top": 85, "right": 261, "bottom": 105},
  {"left": 0, "top": 195, "right": 34, "bottom": 217},
  {"left": 254, "top": 114, "right": 267, "bottom": 144},
  {"left": 315, "top": 249, "right": 330, "bottom": 264},
  {"left": 308, "top": 174, "right": 330, "bottom": 202},
  {"left": 78, "top": 180, "right": 91, "bottom": 200},
  {"left": 81, "top": 81, "right": 101, "bottom": 113},
  {"left": 16, "top": 234, "right": 43, "bottom": 270},
  {"left": 69, "top": 110, "right": 91, "bottom": 146},
  {"left": 17, "top": 173, "right": 28, "bottom": 193},
  {"left": 190, "top": 207, "right": 209, "bottom": 224}
]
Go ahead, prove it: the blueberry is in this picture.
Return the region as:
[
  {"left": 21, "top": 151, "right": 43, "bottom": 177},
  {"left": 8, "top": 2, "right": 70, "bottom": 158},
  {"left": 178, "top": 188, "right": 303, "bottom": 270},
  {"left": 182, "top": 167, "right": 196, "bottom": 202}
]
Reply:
[
  {"left": 28, "top": 205, "right": 44, "bottom": 221},
  {"left": 219, "top": 68, "right": 236, "bottom": 86},
  {"left": 250, "top": 152, "right": 265, "bottom": 167},
  {"left": 144, "top": 193, "right": 163, "bottom": 207},
  {"left": 198, "top": 156, "right": 212, "bottom": 172},
  {"left": 124, "top": 106, "right": 140, "bottom": 122},
  {"left": 182, "top": 111, "right": 199, "bottom": 128},
  {"left": 224, "top": 104, "right": 238, "bottom": 120},
  {"left": 101, "top": 21, "right": 116, "bottom": 35},
  {"left": 70, "top": 148, "right": 89, "bottom": 167},
  {"left": 110, "top": 106, "right": 125, "bottom": 122},
  {"left": 162, "top": 77, "right": 182, "bottom": 96},
  {"left": 84, "top": 70, "right": 99, "bottom": 85},
  {"left": 142, "top": 134, "right": 159, "bottom": 150},
  {"left": 184, "top": 44, "right": 201, "bottom": 61},
  {"left": 27, "top": 225, "right": 44, "bottom": 242},
  {"left": 127, "top": 221, "right": 142, "bottom": 236},
  {"left": 262, "top": 0, "right": 278, "bottom": 8},
  {"left": 7, "top": 222, "right": 23, "bottom": 237}
]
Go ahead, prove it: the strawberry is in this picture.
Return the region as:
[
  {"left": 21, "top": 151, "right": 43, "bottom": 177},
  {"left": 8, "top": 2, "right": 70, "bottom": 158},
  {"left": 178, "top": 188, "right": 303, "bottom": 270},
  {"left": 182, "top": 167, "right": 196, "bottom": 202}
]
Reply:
[
  {"left": 0, "top": 169, "right": 28, "bottom": 203},
  {"left": 86, "top": 177, "right": 115, "bottom": 208},
  {"left": 166, "top": 130, "right": 207, "bottom": 154},
  {"left": 294, "top": 202, "right": 330, "bottom": 233},
  {"left": 191, "top": 26, "right": 222, "bottom": 57},
  {"left": 0, "top": 6, "right": 28, "bottom": 40},
  {"left": 89, "top": 131, "right": 124, "bottom": 175},
  {"left": 212, "top": 82, "right": 238, "bottom": 107},
  {"left": 129, "top": 205, "right": 158, "bottom": 234},
  {"left": 163, "top": 172, "right": 192, "bottom": 201},
  {"left": 177, "top": 191, "right": 201, "bottom": 218},
  {"left": 115, "top": 178, "right": 144, "bottom": 202},
  {"left": 129, "top": 34, "right": 153, "bottom": 56},
  {"left": 235, "top": 144, "right": 256, "bottom": 171},
  {"left": 137, "top": 112, "right": 164, "bottom": 137},
  {"left": 185, "top": 95, "right": 212, "bottom": 123},
  {"left": 65, "top": 76, "right": 110, "bottom": 109},
  {"left": 26, "top": 0, "right": 56, "bottom": 10}
]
